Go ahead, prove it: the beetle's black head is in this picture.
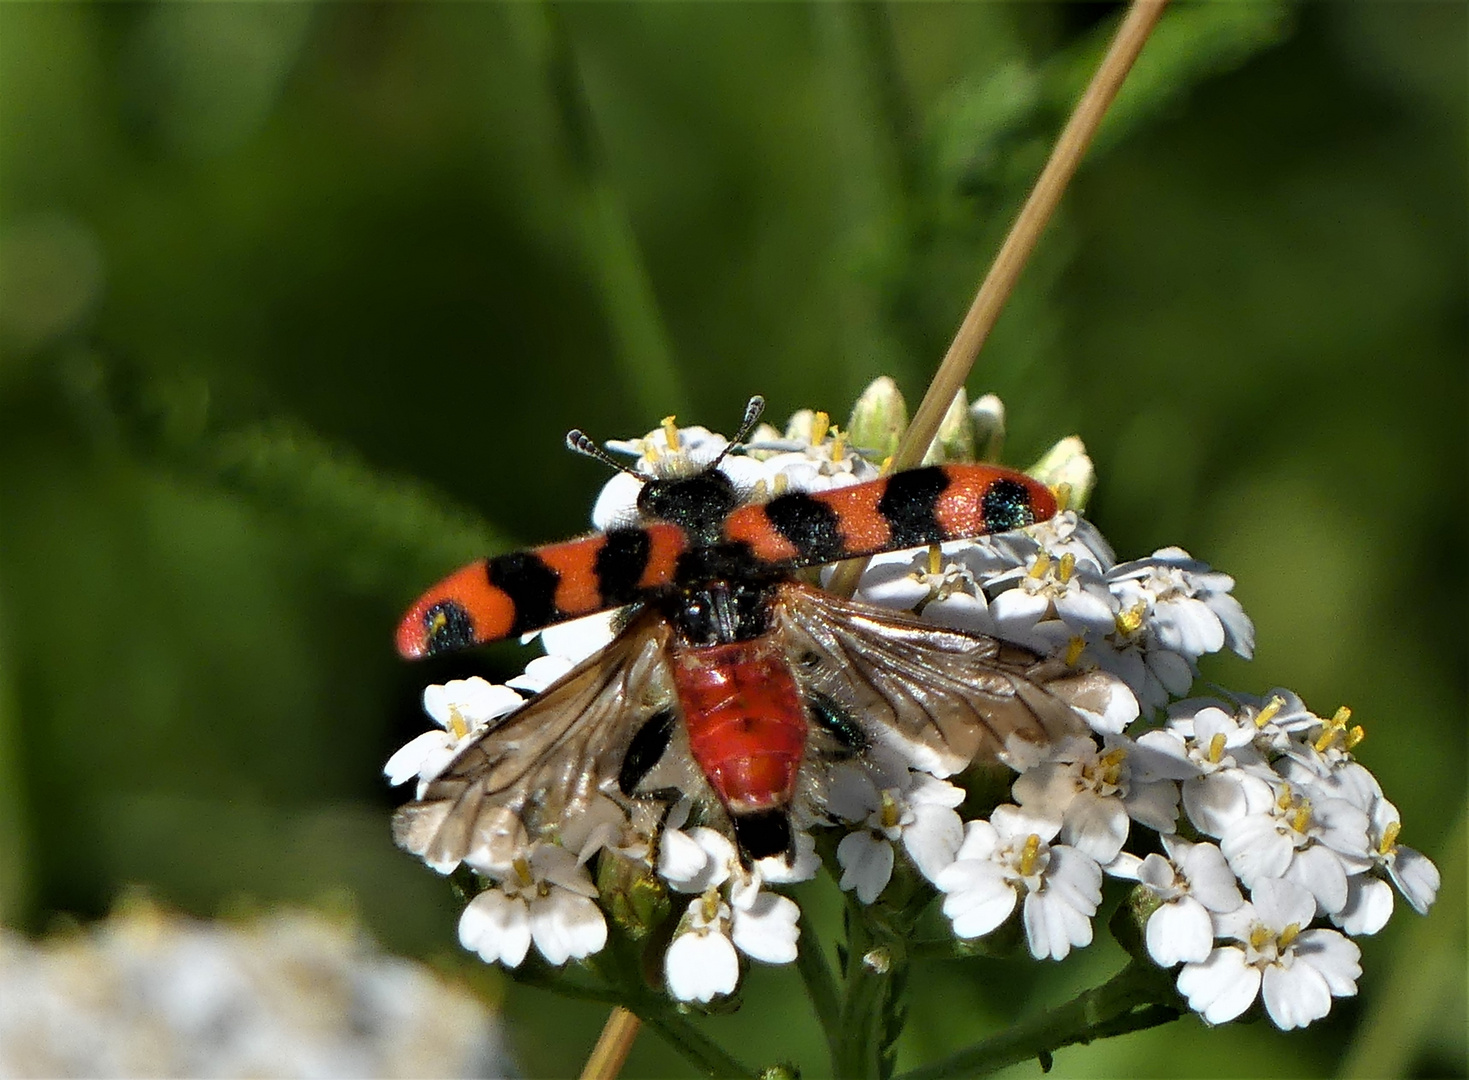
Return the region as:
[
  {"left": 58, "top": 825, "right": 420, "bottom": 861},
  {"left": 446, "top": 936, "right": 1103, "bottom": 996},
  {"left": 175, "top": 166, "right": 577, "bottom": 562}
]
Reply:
[{"left": 637, "top": 469, "right": 740, "bottom": 545}]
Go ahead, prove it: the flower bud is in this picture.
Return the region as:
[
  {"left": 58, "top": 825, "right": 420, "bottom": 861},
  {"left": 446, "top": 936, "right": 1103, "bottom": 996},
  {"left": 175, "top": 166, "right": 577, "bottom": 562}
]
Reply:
[
  {"left": 969, "top": 393, "right": 1006, "bottom": 463},
  {"left": 596, "top": 850, "right": 671, "bottom": 940},
  {"left": 1026, "top": 435, "right": 1095, "bottom": 513},
  {"left": 846, "top": 376, "right": 909, "bottom": 463},
  {"left": 922, "top": 390, "right": 976, "bottom": 465},
  {"left": 1108, "top": 882, "right": 1163, "bottom": 963}
]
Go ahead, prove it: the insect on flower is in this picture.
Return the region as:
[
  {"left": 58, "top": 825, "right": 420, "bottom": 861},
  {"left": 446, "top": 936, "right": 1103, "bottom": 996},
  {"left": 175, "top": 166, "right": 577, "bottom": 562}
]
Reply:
[{"left": 392, "top": 397, "right": 1124, "bottom": 868}]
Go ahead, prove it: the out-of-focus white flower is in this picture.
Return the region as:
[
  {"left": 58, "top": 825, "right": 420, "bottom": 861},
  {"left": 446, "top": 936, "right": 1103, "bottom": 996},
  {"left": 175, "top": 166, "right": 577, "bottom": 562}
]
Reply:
[
  {"left": 1177, "top": 878, "right": 1361, "bottom": 1029},
  {"left": 0, "top": 902, "right": 513, "bottom": 1079},
  {"left": 1110, "top": 836, "right": 1243, "bottom": 966},
  {"left": 828, "top": 765, "right": 965, "bottom": 901},
  {"left": 1011, "top": 735, "right": 1179, "bottom": 864},
  {"left": 934, "top": 805, "right": 1102, "bottom": 961},
  {"left": 385, "top": 677, "right": 523, "bottom": 789},
  {"left": 458, "top": 844, "right": 607, "bottom": 968}
]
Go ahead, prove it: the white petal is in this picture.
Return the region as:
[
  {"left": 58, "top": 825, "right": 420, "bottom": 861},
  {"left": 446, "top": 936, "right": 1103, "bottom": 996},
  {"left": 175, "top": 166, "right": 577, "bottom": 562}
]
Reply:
[
  {"left": 591, "top": 472, "right": 644, "bottom": 529},
  {"left": 1180, "top": 843, "right": 1244, "bottom": 914},
  {"left": 1312, "top": 798, "right": 1371, "bottom": 861},
  {"left": 731, "top": 892, "right": 800, "bottom": 964},
  {"left": 1183, "top": 773, "right": 1253, "bottom": 837},
  {"left": 1023, "top": 888, "right": 1093, "bottom": 961},
  {"left": 952, "top": 819, "right": 1000, "bottom": 862},
  {"left": 826, "top": 765, "right": 882, "bottom": 822},
  {"left": 1283, "top": 844, "right": 1348, "bottom": 915},
  {"left": 537, "top": 610, "right": 620, "bottom": 664},
  {"left": 1060, "top": 792, "right": 1129, "bottom": 864},
  {"left": 990, "top": 804, "right": 1063, "bottom": 845},
  {"left": 1131, "top": 731, "right": 1201, "bottom": 782},
  {"left": 1261, "top": 959, "right": 1331, "bottom": 1030},
  {"left": 1178, "top": 947, "right": 1261, "bottom": 1024},
  {"left": 837, "top": 832, "right": 895, "bottom": 904},
  {"left": 1147, "top": 648, "right": 1196, "bottom": 697},
  {"left": 1146, "top": 897, "right": 1213, "bottom": 967},
  {"left": 940, "top": 865, "right": 1017, "bottom": 939},
  {"left": 1123, "top": 780, "right": 1181, "bottom": 834},
  {"left": 758, "top": 831, "right": 820, "bottom": 885},
  {"left": 1012, "top": 763, "right": 1080, "bottom": 816},
  {"left": 924, "top": 593, "right": 996, "bottom": 634},
  {"left": 902, "top": 805, "right": 964, "bottom": 883},
  {"left": 1292, "top": 929, "right": 1361, "bottom": 995},
  {"left": 1154, "top": 597, "right": 1225, "bottom": 657},
  {"left": 1388, "top": 846, "right": 1441, "bottom": 913},
  {"left": 1044, "top": 846, "right": 1103, "bottom": 918},
  {"left": 1249, "top": 878, "right": 1317, "bottom": 931},
  {"left": 458, "top": 890, "right": 531, "bottom": 968},
  {"left": 665, "top": 930, "right": 740, "bottom": 1003},
  {"left": 383, "top": 731, "right": 450, "bottom": 786},
  {"left": 658, "top": 829, "right": 713, "bottom": 892},
  {"left": 1333, "top": 876, "right": 1394, "bottom": 936},
  {"left": 507, "top": 654, "right": 575, "bottom": 693},
  {"left": 1221, "top": 817, "right": 1292, "bottom": 886},
  {"left": 989, "top": 589, "right": 1050, "bottom": 632},
  {"left": 529, "top": 890, "right": 607, "bottom": 965}
]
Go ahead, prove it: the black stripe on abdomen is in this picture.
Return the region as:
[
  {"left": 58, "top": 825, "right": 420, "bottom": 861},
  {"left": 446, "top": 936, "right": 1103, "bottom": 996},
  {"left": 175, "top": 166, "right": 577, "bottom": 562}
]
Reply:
[
  {"left": 487, "top": 551, "right": 561, "bottom": 635},
  {"left": 595, "top": 527, "right": 653, "bottom": 605},
  {"left": 877, "top": 466, "right": 950, "bottom": 547},
  {"left": 981, "top": 477, "right": 1037, "bottom": 532},
  {"left": 763, "top": 492, "right": 845, "bottom": 563}
]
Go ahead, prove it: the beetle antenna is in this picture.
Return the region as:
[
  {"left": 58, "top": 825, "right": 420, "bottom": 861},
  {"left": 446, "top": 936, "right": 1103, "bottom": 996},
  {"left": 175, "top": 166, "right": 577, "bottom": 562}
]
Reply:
[
  {"left": 565, "top": 429, "right": 641, "bottom": 478},
  {"left": 711, "top": 395, "right": 766, "bottom": 468}
]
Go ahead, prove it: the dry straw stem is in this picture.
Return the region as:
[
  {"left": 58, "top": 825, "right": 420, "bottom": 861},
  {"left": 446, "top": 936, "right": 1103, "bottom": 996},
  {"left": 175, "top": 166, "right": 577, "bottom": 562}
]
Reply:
[
  {"left": 581, "top": 2, "right": 1170, "bottom": 1075},
  {"left": 579, "top": 1006, "right": 642, "bottom": 1080},
  {"left": 829, "top": 0, "right": 1169, "bottom": 599}
]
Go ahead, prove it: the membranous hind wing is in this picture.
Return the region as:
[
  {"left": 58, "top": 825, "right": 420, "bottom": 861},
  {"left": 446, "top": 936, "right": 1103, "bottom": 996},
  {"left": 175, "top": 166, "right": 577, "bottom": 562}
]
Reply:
[
  {"left": 393, "top": 610, "right": 677, "bottom": 872},
  {"left": 774, "top": 583, "right": 1118, "bottom": 775}
]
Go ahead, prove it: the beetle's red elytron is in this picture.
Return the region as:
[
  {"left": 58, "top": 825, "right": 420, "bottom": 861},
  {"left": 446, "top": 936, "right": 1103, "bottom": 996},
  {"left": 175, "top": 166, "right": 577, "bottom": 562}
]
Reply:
[{"left": 393, "top": 399, "right": 1105, "bottom": 865}]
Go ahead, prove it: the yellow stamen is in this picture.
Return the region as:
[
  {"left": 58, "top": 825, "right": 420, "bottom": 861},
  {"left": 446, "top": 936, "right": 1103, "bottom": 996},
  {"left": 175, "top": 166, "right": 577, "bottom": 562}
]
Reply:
[
  {"left": 699, "top": 887, "right": 721, "bottom": 923},
  {"left": 1098, "top": 748, "right": 1127, "bottom": 786},
  {"left": 1057, "top": 552, "right": 1076, "bottom": 584},
  {"left": 1029, "top": 552, "right": 1052, "bottom": 580},
  {"left": 772, "top": 473, "right": 790, "bottom": 496},
  {"left": 1018, "top": 834, "right": 1041, "bottom": 877},
  {"left": 1346, "top": 725, "right": 1366, "bottom": 749},
  {"left": 448, "top": 708, "right": 469, "bottom": 741},
  {"left": 1249, "top": 924, "right": 1271, "bottom": 951},
  {"left": 1277, "top": 787, "right": 1295, "bottom": 812},
  {"left": 513, "top": 856, "right": 534, "bottom": 889},
  {"left": 1115, "top": 603, "right": 1145, "bottom": 636},
  {"left": 661, "top": 415, "right": 681, "bottom": 451},
  {"left": 1253, "top": 695, "right": 1285, "bottom": 729},
  {"left": 1378, "top": 820, "right": 1401, "bottom": 856},
  {"left": 927, "top": 545, "right": 943, "bottom": 577},
  {"left": 1065, "top": 636, "right": 1086, "bottom": 666},
  {"left": 1278, "top": 922, "right": 1301, "bottom": 949},
  {"left": 1054, "top": 483, "right": 1072, "bottom": 513},
  {"left": 879, "top": 454, "right": 894, "bottom": 475},
  {"left": 1207, "top": 732, "right": 1226, "bottom": 764},
  {"left": 1332, "top": 705, "right": 1352, "bottom": 725},
  {"left": 880, "top": 791, "right": 901, "bottom": 831},
  {"left": 810, "top": 411, "right": 830, "bottom": 447},
  {"left": 1313, "top": 704, "right": 1354, "bottom": 752},
  {"left": 830, "top": 428, "right": 847, "bottom": 462},
  {"left": 1291, "top": 799, "right": 1313, "bottom": 834}
]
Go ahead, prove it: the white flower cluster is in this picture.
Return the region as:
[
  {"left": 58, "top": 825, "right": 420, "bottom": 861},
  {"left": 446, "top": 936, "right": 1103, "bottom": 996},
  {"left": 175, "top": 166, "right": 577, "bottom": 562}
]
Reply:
[
  {"left": 0, "top": 900, "right": 512, "bottom": 1078},
  {"left": 386, "top": 392, "right": 1439, "bottom": 1026}
]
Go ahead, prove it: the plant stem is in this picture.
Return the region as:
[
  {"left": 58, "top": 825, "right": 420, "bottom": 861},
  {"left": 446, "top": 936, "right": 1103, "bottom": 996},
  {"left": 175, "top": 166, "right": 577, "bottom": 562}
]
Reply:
[
  {"left": 834, "top": 895, "right": 912, "bottom": 1080},
  {"left": 797, "top": 917, "right": 843, "bottom": 1065},
  {"left": 892, "top": 961, "right": 1182, "bottom": 1080},
  {"left": 637, "top": 1006, "right": 760, "bottom": 1079},
  {"left": 579, "top": 1007, "right": 642, "bottom": 1080}
]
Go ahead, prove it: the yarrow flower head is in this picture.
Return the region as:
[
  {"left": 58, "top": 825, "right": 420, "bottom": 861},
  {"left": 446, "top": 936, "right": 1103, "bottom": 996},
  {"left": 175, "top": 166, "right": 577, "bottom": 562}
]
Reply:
[{"left": 385, "top": 380, "right": 1440, "bottom": 1065}]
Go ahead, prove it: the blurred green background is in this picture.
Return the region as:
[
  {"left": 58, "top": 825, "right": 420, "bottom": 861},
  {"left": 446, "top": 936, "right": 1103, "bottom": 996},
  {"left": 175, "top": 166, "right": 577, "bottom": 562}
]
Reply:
[{"left": 0, "top": 3, "right": 1463, "bottom": 1078}]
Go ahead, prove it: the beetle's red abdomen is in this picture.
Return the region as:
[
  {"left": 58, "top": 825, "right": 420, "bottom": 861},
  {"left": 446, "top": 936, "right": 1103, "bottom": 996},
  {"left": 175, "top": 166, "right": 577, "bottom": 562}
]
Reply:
[{"left": 672, "top": 636, "right": 808, "bottom": 814}]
